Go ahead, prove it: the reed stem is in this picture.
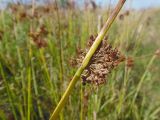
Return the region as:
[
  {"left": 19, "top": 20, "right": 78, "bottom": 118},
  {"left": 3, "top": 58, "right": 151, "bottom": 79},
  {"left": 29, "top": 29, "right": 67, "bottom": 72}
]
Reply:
[{"left": 49, "top": 0, "right": 126, "bottom": 119}]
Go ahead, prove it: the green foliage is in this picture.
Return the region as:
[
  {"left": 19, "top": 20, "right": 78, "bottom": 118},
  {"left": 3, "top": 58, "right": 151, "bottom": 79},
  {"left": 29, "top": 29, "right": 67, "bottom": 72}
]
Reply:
[{"left": 0, "top": 4, "right": 160, "bottom": 120}]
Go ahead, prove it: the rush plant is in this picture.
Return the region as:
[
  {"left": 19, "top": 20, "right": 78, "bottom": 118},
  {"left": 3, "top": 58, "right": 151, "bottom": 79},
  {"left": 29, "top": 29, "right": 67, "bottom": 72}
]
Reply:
[{"left": 49, "top": 0, "right": 127, "bottom": 119}]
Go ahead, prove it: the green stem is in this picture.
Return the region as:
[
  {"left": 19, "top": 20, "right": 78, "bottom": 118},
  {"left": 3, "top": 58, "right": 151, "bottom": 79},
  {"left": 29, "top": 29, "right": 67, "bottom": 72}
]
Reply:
[
  {"left": 27, "top": 44, "right": 32, "bottom": 120},
  {"left": 80, "top": 82, "right": 83, "bottom": 120},
  {"left": 27, "top": 67, "right": 32, "bottom": 120},
  {"left": 0, "top": 63, "right": 18, "bottom": 120},
  {"left": 132, "top": 55, "right": 156, "bottom": 105},
  {"left": 31, "top": 59, "right": 44, "bottom": 119},
  {"left": 49, "top": 0, "right": 126, "bottom": 119}
]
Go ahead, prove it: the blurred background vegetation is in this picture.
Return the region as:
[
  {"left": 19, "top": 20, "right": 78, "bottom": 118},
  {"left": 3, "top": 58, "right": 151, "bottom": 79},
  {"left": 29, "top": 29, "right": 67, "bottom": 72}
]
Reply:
[{"left": 0, "top": 0, "right": 160, "bottom": 120}]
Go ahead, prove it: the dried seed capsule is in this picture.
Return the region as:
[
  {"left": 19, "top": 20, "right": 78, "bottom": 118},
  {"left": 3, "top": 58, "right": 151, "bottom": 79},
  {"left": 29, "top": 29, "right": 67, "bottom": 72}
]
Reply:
[{"left": 75, "top": 35, "right": 124, "bottom": 86}]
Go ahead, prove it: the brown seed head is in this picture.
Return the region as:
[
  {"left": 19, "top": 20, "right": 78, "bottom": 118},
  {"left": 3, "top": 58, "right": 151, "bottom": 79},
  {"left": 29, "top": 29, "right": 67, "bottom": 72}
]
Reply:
[
  {"left": 155, "top": 49, "right": 160, "bottom": 57},
  {"left": 28, "top": 28, "right": 48, "bottom": 48},
  {"left": 76, "top": 35, "right": 124, "bottom": 86},
  {"left": 35, "top": 39, "right": 48, "bottom": 48},
  {"left": 19, "top": 11, "right": 27, "bottom": 20},
  {"left": 126, "top": 57, "right": 134, "bottom": 68},
  {"left": 39, "top": 25, "right": 49, "bottom": 35},
  {"left": 119, "top": 14, "right": 124, "bottom": 20},
  {"left": 28, "top": 32, "right": 40, "bottom": 41},
  {"left": 124, "top": 10, "right": 130, "bottom": 16}
]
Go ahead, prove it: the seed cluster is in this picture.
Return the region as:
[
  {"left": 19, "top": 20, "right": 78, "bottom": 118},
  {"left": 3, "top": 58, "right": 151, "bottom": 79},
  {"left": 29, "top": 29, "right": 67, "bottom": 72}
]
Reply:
[
  {"left": 155, "top": 49, "right": 160, "bottom": 57},
  {"left": 28, "top": 25, "right": 48, "bottom": 48},
  {"left": 76, "top": 35, "right": 125, "bottom": 86},
  {"left": 119, "top": 10, "right": 130, "bottom": 20}
]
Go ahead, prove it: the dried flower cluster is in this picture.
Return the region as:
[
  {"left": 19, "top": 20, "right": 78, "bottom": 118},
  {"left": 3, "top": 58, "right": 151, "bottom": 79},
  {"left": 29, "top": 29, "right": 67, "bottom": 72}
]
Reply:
[
  {"left": 119, "top": 10, "right": 130, "bottom": 20},
  {"left": 126, "top": 57, "right": 134, "bottom": 68},
  {"left": 84, "top": 0, "right": 97, "bottom": 11},
  {"left": 8, "top": 1, "right": 77, "bottom": 21},
  {"left": 28, "top": 25, "right": 48, "bottom": 48},
  {"left": 75, "top": 35, "right": 125, "bottom": 86},
  {"left": 155, "top": 49, "right": 160, "bottom": 57}
]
